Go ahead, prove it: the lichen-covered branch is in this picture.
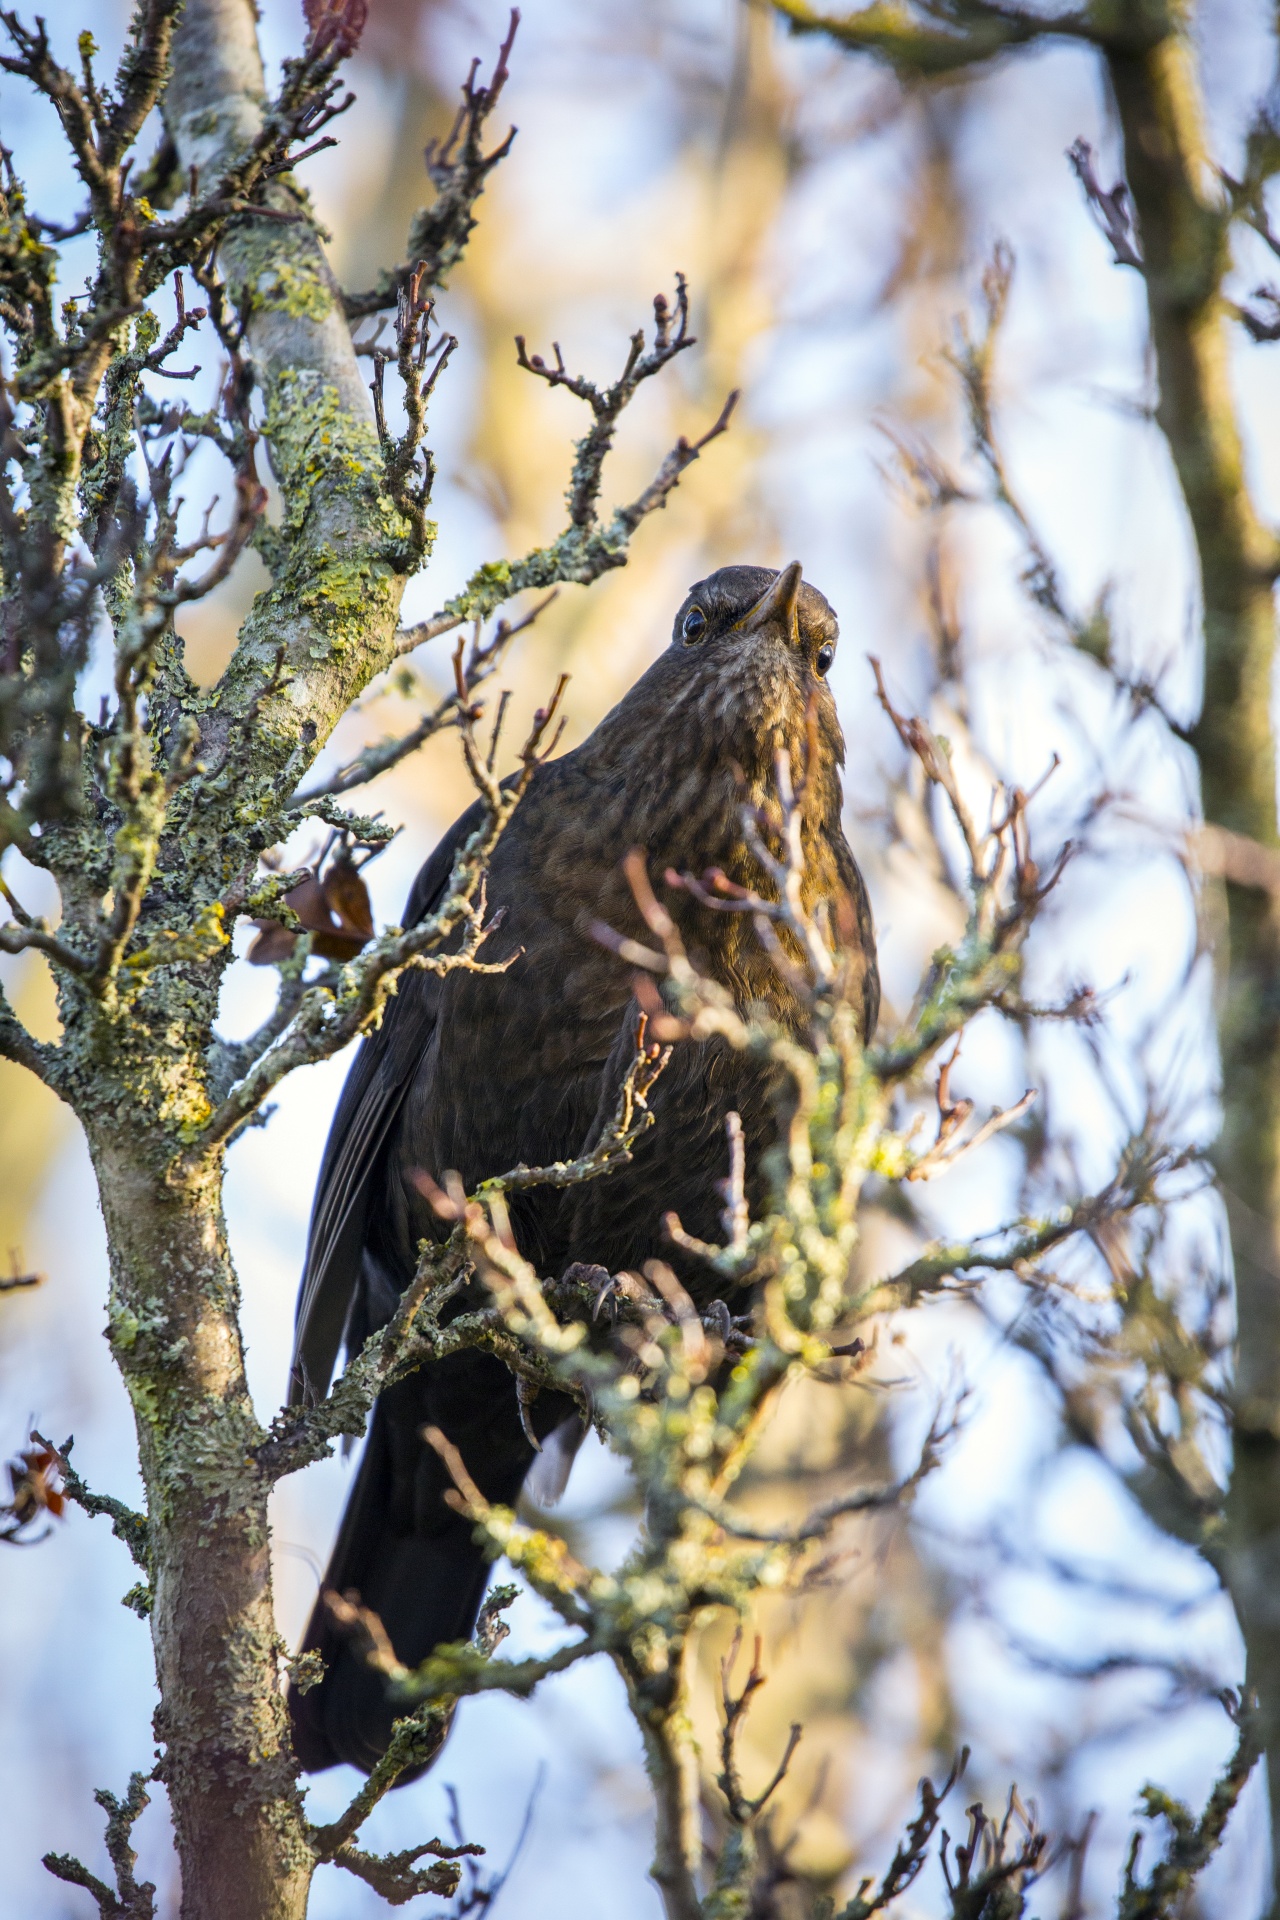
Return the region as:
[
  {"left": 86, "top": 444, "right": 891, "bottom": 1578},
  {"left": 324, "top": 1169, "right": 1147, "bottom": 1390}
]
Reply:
[
  {"left": 256, "top": 1020, "right": 669, "bottom": 1481},
  {"left": 1117, "top": 1694, "right": 1261, "bottom": 1920},
  {"left": 322, "top": 1580, "right": 600, "bottom": 1712},
  {"left": 341, "top": 9, "right": 519, "bottom": 320},
  {"left": 42, "top": 1773, "right": 157, "bottom": 1920},
  {"left": 874, "top": 1129, "right": 1191, "bottom": 1310},
  {"left": 302, "top": 1586, "right": 513, "bottom": 1893},
  {"left": 39, "top": 1435, "right": 151, "bottom": 1576},
  {"left": 188, "top": 681, "right": 568, "bottom": 1167},
  {"left": 393, "top": 365, "right": 737, "bottom": 657}
]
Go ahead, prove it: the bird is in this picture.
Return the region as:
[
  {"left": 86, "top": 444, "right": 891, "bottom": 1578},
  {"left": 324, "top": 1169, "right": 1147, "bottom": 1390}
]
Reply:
[{"left": 286, "top": 561, "right": 879, "bottom": 1777}]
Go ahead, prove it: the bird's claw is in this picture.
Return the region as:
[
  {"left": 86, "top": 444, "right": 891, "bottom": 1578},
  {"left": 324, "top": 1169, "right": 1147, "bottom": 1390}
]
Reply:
[
  {"left": 703, "top": 1297, "right": 754, "bottom": 1353},
  {"left": 516, "top": 1374, "right": 542, "bottom": 1450},
  {"left": 703, "top": 1298, "right": 733, "bottom": 1342},
  {"left": 588, "top": 1268, "right": 620, "bottom": 1323},
  {"left": 558, "top": 1262, "right": 617, "bottom": 1323}
]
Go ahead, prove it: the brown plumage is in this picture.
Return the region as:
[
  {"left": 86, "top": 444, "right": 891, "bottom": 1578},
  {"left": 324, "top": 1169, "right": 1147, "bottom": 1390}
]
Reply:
[{"left": 287, "top": 562, "right": 879, "bottom": 1776}]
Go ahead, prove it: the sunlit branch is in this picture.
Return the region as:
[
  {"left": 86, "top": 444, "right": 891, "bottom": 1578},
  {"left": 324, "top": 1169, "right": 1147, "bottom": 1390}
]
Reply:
[
  {"left": 393, "top": 369, "right": 736, "bottom": 658},
  {"left": 292, "top": 593, "right": 556, "bottom": 807},
  {"left": 770, "top": 0, "right": 1104, "bottom": 77},
  {"left": 341, "top": 10, "right": 519, "bottom": 319}
]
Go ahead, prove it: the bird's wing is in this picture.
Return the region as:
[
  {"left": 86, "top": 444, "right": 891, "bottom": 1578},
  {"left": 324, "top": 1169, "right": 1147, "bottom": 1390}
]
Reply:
[
  {"left": 832, "top": 833, "right": 880, "bottom": 1042},
  {"left": 288, "top": 799, "right": 486, "bottom": 1404}
]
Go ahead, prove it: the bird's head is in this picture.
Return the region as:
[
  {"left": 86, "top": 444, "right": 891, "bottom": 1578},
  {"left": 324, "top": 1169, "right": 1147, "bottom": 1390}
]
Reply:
[
  {"left": 571, "top": 558, "right": 873, "bottom": 1027},
  {"left": 577, "top": 558, "right": 846, "bottom": 824},
  {"left": 671, "top": 560, "right": 837, "bottom": 683},
  {"left": 661, "top": 561, "right": 842, "bottom": 777}
]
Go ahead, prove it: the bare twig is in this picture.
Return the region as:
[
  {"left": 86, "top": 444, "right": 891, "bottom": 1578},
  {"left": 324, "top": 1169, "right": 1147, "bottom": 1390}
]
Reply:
[
  {"left": 342, "top": 11, "right": 520, "bottom": 318},
  {"left": 393, "top": 359, "right": 735, "bottom": 658},
  {"left": 1068, "top": 138, "right": 1144, "bottom": 270},
  {"left": 42, "top": 1772, "right": 157, "bottom": 1920},
  {"left": 837, "top": 1752, "right": 968, "bottom": 1919},
  {"left": 906, "top": 1044, "right": 1037, "bottom": 1181},
  {"left": 717, "top": 1632, "right": 801, "bottom": 1825}
]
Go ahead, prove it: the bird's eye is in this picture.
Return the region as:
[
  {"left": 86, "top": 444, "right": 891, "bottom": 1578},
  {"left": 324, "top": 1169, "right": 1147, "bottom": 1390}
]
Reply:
[
  {"left": 815, "top": 642, "right": 835, "bottom": 676},
  {"left": 682, "top": 606, "right": 707, "bottom": 643}
]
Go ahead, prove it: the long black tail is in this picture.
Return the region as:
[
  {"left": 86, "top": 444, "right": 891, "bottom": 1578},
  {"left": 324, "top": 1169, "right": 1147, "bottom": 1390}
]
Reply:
[{"left": 288, "top": 1350, "right": 538, "bottom": 1776}]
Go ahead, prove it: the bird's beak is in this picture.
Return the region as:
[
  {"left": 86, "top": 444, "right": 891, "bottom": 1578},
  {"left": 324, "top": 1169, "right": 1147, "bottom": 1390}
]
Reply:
[{"left": 736, "top": 560, "right": 803, "bottom": 641}]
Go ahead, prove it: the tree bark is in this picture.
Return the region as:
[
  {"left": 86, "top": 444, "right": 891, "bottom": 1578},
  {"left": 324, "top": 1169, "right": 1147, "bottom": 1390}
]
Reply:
[
  {"left": 162, "top": 0, "right": 408, "bottom": 786},
  {"left": 91, "top": 1133, "right": 313, "bottom": 1920},
  {"left": 70, "top": 3, "right": 416, "bottom": 1912},
  {"left": 1106, "top": 26, "right": 1280, "bottom": 1899}
]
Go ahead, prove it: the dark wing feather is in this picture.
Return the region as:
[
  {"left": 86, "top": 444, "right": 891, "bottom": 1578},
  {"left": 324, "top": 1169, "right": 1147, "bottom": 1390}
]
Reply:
[
  {"left": 832, "top": 831, "right": 879, "bottom": 1042},
  {"left": 288, "top": 799, "right": 485, "bottom": 1403}
]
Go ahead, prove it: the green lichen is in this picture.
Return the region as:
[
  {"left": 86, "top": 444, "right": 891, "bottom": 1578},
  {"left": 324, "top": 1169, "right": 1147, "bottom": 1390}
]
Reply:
[
  {"left": 124, "top": 901, "right": 230, "bottom": 978},
  {"left": 263, "top": 369, "right": 383, "bottom": 528},
  {"left": 254, "top": 256, "right": 333, "bottom": 323}
]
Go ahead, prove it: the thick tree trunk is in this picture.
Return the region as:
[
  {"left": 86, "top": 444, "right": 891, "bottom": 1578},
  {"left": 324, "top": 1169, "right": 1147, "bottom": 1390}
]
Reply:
[
  {"left": 89, "top": 1131, "right": 313, "bottom": 1920},
  {"left": 1108, "top": 30, "right": 1280, "bottom": 1895},
  {"left": 69, "top": 11, "right": 411, "bottom": 1908}
]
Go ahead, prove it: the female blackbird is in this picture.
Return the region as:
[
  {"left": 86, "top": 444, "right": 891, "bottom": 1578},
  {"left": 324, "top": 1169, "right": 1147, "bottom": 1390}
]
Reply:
[{"left": 288, "top": 562, "right": 879, "bottom": 1775}]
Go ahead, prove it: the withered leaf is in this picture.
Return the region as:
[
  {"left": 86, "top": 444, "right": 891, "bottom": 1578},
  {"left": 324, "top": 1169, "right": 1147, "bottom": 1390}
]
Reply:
[
  {"left": 1, "top": 1435, "right": 65, "bottom": 1543},
  {"left": 248, "top": 851, "right": 375, "bottom": 966}
]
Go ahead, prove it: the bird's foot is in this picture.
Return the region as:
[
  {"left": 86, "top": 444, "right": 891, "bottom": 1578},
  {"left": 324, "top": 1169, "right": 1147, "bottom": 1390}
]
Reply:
[
  {"left": 703, "top": 1298, "right": 754, "bottom": 1352},
  {"left": 560, "top": 1262, "right": 620, "bottom": 1324}
]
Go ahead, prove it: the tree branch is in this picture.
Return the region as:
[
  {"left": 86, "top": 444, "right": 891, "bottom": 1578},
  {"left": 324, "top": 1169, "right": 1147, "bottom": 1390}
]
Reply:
[
  {"left": 873, "top": 1134, "right": 1184, "bottom": 1309},
  {"left": 292, "top": 592, "right": 555, "bottom": 807},
  {"left": 341, "top": 9, "right": 519, "bottom": 317},
  {"left": 43, "top": 1435, "right": 151, "bottom": 1575},
  {"left": 43, "top": 1772, "right": 156, "bottom": 1920},
  {"left": 771, "top": 0, "right": 1107, "bottom": 76},
  {"left": 258, "top": 1019, "right": 667, "bottom": 1478},
  {"left": 393, "top": 378, "right": 736, "bottom": 657},
  {"left": 308, "top": 1585, "right": 522, "bottom": 1857},
  {"left": 0, "top": 973, "right": 61, "bottom": 1082},
  {"left": 1118, "top": 1693, "right": 1261, "bottom": 1920}
]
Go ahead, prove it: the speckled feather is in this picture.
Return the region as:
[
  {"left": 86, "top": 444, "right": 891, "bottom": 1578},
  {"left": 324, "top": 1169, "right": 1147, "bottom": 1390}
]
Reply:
[{"left": 288, "top": 564, "right": 879, "bottom": 1776}]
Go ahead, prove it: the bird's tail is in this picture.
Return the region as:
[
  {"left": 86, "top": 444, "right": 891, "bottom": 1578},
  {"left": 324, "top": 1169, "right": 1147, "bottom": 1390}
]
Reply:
[{"left": 287, "top": 1353, "right": 536, "bottom": 1777}]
